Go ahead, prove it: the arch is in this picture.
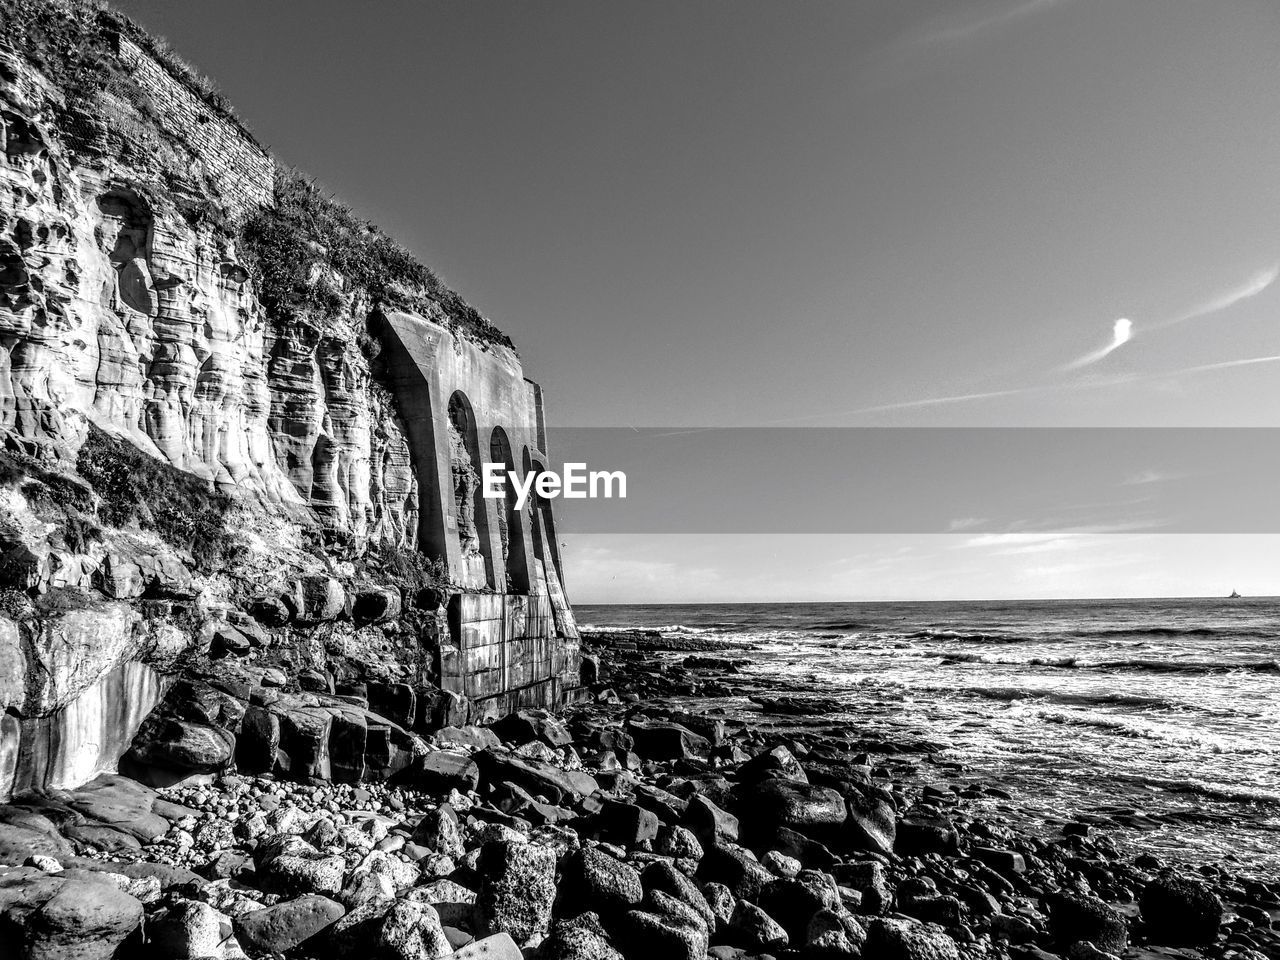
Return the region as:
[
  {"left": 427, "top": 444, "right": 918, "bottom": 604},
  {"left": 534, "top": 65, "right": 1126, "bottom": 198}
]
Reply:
[
  {"left": 447, "top": 391, "right": 495, "bottom": 588},
  {"left": 529, "top": 456, "right": 565, "bottom": 584},
  {"left": 490, "top": 427, "right": 529, "bottom": 593}
]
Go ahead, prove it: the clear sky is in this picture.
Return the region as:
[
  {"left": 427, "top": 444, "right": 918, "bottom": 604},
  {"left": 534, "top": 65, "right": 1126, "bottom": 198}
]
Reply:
[{"left": 112, "top": 0, "right": 1280, "bottom": 601}]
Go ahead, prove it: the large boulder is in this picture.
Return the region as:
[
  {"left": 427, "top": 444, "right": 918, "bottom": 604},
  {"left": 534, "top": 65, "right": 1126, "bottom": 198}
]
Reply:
[
  {"left": 1050, "top": 894, "right": 1128, "bottom": 955},
  {"left": 475, "top": 840, "right": 557, "bottom": 947},
  {"left": 743, "top": 780, "right": 847, "bottom": 842},
  {"left": 867, "top": 918, "right": 960, "bottom": 960},
  {"left": 377, "top": 900, "right": 452, "bottom": 959},
  {"left": 21, "top": 878, "right": 144, "bottom": 960},
  {"left": 617, "top": 909, "right": 708, "bottom": 960},
  {"left": 626, "top": 720, "right": 711, "bottom": 760},
  {"left": 560, "top": 847, "right": 642, "bottom": 915},
  {"left": 233, "top": 895, "right": 345, "bottom": 955},
  {"left": 1141, "top": 872, "right": 1224, "bottom": 945}
]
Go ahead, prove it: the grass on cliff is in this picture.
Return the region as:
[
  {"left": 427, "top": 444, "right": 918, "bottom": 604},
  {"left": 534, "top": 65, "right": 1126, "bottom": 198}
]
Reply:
[
  {"left": 240, "top": 168, "right": 514, "bottom": 350},
  {"left": 75, "top": 426, "right": 233, "bottom": 568},
  {"left": 1, "top": 0, "right": 245, "bottom": 134}
]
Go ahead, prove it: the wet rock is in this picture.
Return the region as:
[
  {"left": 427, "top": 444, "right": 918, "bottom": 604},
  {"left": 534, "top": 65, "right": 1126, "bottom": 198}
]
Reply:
[
  {"left": 842, "top": 783, "right": 896, "bottom": 856},
  {"left": 627, "top": 720, "right": 711, "bottom": 760},
  {"left": 1050, "top": 894, "right": 1128, "bottom": 955},
  {"left": 758, "top": 870, "right": 844, "bottom": 939},
  {"left": 475, "top": 840, "right": 557, "bottom": 946},
  {"left": 681, "top": 795, "right": 740, "bottom": 847},
  {"left": 492, "top": 710, "right": 573, "bottom": 748},
  {"left": 896, "top": 818, "right": 959, "bottom": 857},
  {"left": 233, "top": 894, "right": 345, "bottom": 955},
  {"left": 739, "top": 745, "right": 808, "bottom": 785},
  {"left": 1140, "top": 872, "right": 1223, "bottom": 945},
  {"left": 742, "top": 780, "right": 846, "bottom": 842}
]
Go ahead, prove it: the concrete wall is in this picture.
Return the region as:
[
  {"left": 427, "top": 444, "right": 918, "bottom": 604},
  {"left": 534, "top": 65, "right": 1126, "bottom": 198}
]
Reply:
[{"left": 377, "top": 310, "right": 579, "bottom": 713}]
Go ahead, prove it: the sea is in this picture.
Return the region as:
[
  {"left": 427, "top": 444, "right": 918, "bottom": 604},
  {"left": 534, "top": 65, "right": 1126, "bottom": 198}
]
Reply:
[{"left": 576, "top": 598, "right": 1280, "bottom": 880}]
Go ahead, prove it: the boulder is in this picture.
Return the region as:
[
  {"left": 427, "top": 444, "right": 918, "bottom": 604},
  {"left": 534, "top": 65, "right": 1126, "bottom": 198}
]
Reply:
[
  {"left": 681, "top": 794, "right": 739, "bottom": 847},
  {"left": 739, "top": 745, "right": 808, "bottom": 785},
  {"left": 353, "top": 587, "right": 402, "bottom": 625},
  {"left": 233, "top": 895, "right": 345, "bottom": 955},
  {"left": 641, "top": 860, "right": 716, "bottom": 928},
  {"left": 1140, "top": 872, "right": 1223, "bottom": 945},
  {"left": 866, "top": 918, "right": 960, "bottom": 960},
  {"left": 475, "top": 840, "right": 557, "bottom": 946},
  {"left": 560, "top": 847, "right": 642, "bottom": 915},
  {"left": 742, "top": 781, "right": 846, "bottom": 841},
  {"left": 1050, "top": 894, "right": 1128, "bottom": 955},
  {"left": 843, "top": 783, "right": 897, "bottom": 856},
  {"left": 378, "top": 900, "right": 453, "bottom": 959},
  {"left": 148, "top": 900, "right": 239, "bottom": 959},
  {"left": 627, "top": 720, "right": 711, "bottom": 760},
  {"left": 21, "top": 878, "right": 144, "bottom": 960},
  {"left": 413, "top": 805, "right": 465, "bottom": 860},
  {"left": 727, "top": 900, "right": 789, "bottom": 951},
  {"left": 618, "top": 909, "right": 709, "bottom": 960},
  {"left": 759, "top": 870, "right": 844, "bottom": 939}
]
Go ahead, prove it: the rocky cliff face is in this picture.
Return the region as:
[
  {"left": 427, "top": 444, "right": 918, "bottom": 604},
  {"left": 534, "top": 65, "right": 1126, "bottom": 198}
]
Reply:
[{"left": 0, "top": 2, "right": 577, "bottom": 801}]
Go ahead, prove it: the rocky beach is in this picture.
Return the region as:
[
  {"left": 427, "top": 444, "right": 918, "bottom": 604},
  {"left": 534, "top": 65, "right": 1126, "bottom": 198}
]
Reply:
[{"left": 0, "top": 628, "right": 1275, "bottom": 960}]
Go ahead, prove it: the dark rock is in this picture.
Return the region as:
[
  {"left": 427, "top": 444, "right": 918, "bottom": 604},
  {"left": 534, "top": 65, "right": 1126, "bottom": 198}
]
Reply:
[
  {"left": 353, "top": 586, "right": 401, "bottom": 624},
  {"left": 492, "top": 710, "right": 573, "bottom": 748},
  {"left": 832, "top": 861, "right": 893, "bottom": 914},
  {"left": 416, "top": 750, "right": 481, "bottom": 793},
  {"left": 758, "top": 870, "right": 843, "bottom": 939},
  {"left": 539, "top": 915, "right": 625, "bottom": 960},
  {"left": 842, "top": 782, "right": 896, "bottom": 856},
  {"left": 236, "top": 705, "right": 280, "bottom": 774},
  {"left": 739, "top": 745, "right": 808, "bottom": 785},
  {"left": 233, "top": 894, "right": 346, "bottom": 954},
  {"left": 248, "top": 596, "right": 290, "bottom": 627},
  {"left": 896, "top": 818, "right": 959, "bottom": 857},
  {"left": 742, "top": 780, "right": 846, "bottom": 842},
  {"left": 726, "top": 900, "right": 789, "bottom": 950},
  {"left": 627, "top": 720, "right": 711, "bottom": 760},
  {"left": 1141, "top": 872, "right": 1224, "bottom": 945},
  {"left": 596, "top": 800, "right": 659, "bottom": 847},
  {"left": 681, "top": 794, "right": 740, "bottom": 847},
  {"left": 698, "top": 844, "right": 774, "bottom": 902},
  {"left": 1049, "top": 894, "right": 1128, "bottom": 955},
  {"left": 807, "top": 907, "right": 868, "bottom": 957}
]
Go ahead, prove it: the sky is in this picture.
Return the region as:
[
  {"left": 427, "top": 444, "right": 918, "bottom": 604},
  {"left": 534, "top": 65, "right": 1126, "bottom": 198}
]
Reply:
[{"left": 113, "top": 0, "right": 1280, "bottom": 601}]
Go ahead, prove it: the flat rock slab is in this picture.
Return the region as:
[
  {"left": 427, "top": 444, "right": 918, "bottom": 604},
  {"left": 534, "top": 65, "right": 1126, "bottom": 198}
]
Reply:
[
  {"left": 60, "top": 775, "right": 168, "bottom": 841},
  {"left": 452, "top": 932, "right": 523, "bottom": 959}
]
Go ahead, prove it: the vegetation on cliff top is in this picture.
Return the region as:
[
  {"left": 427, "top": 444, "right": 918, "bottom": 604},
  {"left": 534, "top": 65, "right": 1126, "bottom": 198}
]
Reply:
[
  {"left": 240, "top": 168, "right": 514, "bottom": 349},
  {"left": 0, "top": 0, "right": 247, "bottom": 136}
]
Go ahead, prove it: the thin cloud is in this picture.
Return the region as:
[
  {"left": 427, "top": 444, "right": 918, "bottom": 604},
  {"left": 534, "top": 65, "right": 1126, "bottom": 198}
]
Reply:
[
  {"left": 1169, "top": 354, "right": 1280, "bottom": 376},
  {"left": 913, "top": 0, "right": 1064, "bottom": 46},
  {"left": 852, "top": 388, "right": 1028, "bottom": 415},
  {"left": 1154, "top": 263, "right": 1280, "bottom": 330}
]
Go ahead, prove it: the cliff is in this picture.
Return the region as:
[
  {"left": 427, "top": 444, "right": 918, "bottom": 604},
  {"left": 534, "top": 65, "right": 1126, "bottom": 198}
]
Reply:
[{"left": 0, "top": 0, "right": 579, "bottom": 800}]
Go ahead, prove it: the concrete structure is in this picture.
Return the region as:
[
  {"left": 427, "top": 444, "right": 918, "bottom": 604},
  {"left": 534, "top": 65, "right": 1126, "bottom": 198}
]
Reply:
[{"left": 377, "top": 311, "right": 579, "bottom": 717}]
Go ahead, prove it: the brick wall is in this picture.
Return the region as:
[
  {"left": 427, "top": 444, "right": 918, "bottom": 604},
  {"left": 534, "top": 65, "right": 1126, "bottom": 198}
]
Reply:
[{"left": 114, "top": 37, "right": 273, "bottom": 215}]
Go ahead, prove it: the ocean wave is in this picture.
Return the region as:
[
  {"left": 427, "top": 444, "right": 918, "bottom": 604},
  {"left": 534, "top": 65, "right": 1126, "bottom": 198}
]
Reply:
[
  {"left": 1018, "top": 706, "right": 1276, "bottom": 754},
  {"left": 905, "top": 629, "right": 1023, "bottom": 643},
  {"left": 953, "top": 685, "right": 1182, "bottom": 711},
  {"left": 1066, "top": 626, "right": 1220, "bottom": 638},
  {"left": 1091, "top": 658, "right": 1280, "bottom": 675}
]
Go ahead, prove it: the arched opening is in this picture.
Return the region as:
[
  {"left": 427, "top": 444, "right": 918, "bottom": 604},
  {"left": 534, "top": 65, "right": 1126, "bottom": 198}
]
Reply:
[
  {"left": 447, "top": 391, "right": 494, "bottom": 588},
  {"left": 490, "top": 427, "right": 529, "bottom": 593},
  {"left": 529, "top": 457, "right": 565, "bottom": 585}
]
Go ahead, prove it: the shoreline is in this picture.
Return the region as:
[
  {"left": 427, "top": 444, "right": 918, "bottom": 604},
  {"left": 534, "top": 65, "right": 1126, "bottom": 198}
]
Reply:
[{"left": 0, "top": 631, "right": 1274, "bottom": 959}]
